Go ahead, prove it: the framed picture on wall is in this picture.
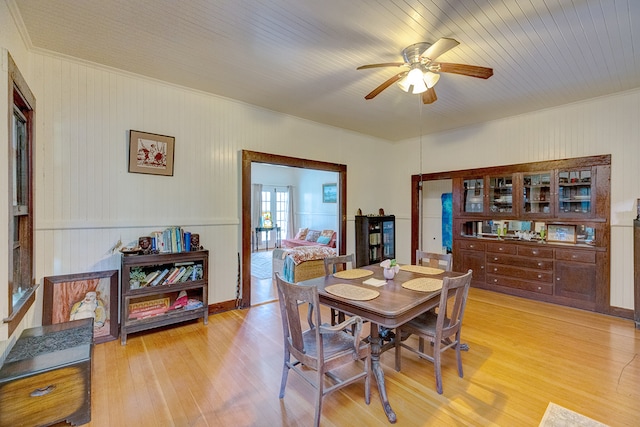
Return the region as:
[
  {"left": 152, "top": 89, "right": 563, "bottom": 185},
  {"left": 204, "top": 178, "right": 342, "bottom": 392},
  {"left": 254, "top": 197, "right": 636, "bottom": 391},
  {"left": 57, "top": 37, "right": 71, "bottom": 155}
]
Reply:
[
  {"left": 128, "top": 130, "right": 175, "bottom": 176},
  {"left": 323, "top": 183, "right": 337, "bottom": 203}
]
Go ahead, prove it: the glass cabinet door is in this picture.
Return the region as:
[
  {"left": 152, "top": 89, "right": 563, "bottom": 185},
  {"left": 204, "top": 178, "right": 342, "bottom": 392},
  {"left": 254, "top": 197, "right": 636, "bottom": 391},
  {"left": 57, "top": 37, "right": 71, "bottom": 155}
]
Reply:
[
  {"left": 522, "top": 172, "right": 552, "bottom": 215},
  {"left": 557, "top": 168, "right": 592, "bottom": 217},
  {"left": 489, "top": 175, "right": 513, "bottom": 214},
  {"left": 463, "top": 178, "right": 484, "bottom": 214},
  {"left": 381, "top": 219, "right": 395, "bottom": 260}
]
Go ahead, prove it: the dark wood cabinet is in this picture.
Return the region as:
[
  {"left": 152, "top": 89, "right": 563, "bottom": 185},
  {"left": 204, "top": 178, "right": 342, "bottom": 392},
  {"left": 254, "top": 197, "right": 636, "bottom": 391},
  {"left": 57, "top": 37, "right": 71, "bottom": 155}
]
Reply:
[
  {"left": 0, "top": 319, "right": 93, "bottom": 427},
  {"left": 456, "top": 240, "right": 486, "bottom": 284},
  {"left": 355, "top": 215, "right": 395, "bottom": 267},
  {"left": 120, "top": 250, "right": 209, "bottom": 344},
  {"left": 451, "top": 155, "right": 611, "bottom": 314}
]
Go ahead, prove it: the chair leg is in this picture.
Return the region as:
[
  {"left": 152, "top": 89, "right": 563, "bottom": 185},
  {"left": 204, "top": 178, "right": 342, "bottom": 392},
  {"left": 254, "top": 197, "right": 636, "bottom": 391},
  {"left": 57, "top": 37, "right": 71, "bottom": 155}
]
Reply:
[
  {"left": 314, "top": 370, "right": 324, "bottom": 427},
  {"left": 456, "top": 342, "right": 464, "bottom": 378},
  {"left": 364, "top": 354, "right": 371, "bottom": 404},
  {"left": 279, "top": 358, "right": 290, "bottom": 398},
  {"left": 394, "top": 329, "right": 402, "bottom": 371},
  {"left": 434, "top": 347, "right": 443, "bottom": 394}
]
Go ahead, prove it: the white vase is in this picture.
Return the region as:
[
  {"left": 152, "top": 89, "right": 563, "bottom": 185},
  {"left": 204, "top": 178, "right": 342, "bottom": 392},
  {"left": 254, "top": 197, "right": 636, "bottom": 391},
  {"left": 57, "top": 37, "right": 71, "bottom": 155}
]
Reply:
[{"left": 383, "top": 268, "right": 395, "bottom": 280}]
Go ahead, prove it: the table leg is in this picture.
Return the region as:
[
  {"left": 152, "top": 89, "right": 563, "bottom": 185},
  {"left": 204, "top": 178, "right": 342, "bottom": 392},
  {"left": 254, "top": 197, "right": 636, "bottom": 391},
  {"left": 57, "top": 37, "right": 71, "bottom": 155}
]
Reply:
[{"left": 369, "top": 323, "right": 397, "bottom": 423}]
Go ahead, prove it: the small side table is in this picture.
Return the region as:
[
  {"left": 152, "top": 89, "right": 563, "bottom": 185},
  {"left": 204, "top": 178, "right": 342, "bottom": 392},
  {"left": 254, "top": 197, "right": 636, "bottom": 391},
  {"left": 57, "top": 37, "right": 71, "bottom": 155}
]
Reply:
[
  {"left": 0, "top": 318, "right": 94, "bottom": 427},
  {"left": 255, "top": 226, "right": 281, "bottom": 251}
]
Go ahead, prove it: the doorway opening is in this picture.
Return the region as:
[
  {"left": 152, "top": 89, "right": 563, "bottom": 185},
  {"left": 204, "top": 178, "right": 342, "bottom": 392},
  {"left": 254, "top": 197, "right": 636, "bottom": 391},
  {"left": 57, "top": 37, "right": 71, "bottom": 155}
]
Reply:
[{"left": 241, "top": 150, "right": 347, "bottom": 308}]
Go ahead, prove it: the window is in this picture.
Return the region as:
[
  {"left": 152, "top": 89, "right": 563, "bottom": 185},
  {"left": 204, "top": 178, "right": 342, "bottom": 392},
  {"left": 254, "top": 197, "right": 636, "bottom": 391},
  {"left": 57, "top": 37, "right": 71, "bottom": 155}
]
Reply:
[
  {"left": 6, "top": 53, "right": 36, "bottom": 335},
  {"left": 258, "top": 187, "right": 290, "bottom": 246},
  {"left": 275, "top": 189, "right": 289, "bottom": 239}
]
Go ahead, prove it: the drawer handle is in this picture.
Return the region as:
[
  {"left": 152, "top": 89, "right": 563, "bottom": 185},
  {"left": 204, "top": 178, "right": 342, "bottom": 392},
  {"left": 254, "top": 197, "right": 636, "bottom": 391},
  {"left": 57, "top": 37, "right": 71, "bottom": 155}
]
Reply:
[
  {"left": 499, "top": 247, "right": 504, "bottom": 251},
  {"left": 493, "top": 279, "right": 498, "bottom": 283},
  {"left": 572, "top": 255, "right": 577, "bottom": 259},
  {"left": 537, "top": 262, "right": 542, "bottom": 267},
  {"left": 470, "top": 245, "right": 475, "bottom": 249},
  {"left": 30, "top": 385, "right": 56, "bottom": 397},
  {"left": 480, "top": 266, "right": 484, "bottom": 269},
  {"left": 538, "top": 274, "right": 542, "bottom": 278},
  {"left": 493, "top": 268, "right": 498, "bottom": 272},
  {"left": 494, "top": 257, "right": 498, "bottom": 261},
  {"left": 537, "top": 286, "right": 542, "bottom": 290},
  {"left": 533, "top": 251, "right": 538, "bottom": 255}
]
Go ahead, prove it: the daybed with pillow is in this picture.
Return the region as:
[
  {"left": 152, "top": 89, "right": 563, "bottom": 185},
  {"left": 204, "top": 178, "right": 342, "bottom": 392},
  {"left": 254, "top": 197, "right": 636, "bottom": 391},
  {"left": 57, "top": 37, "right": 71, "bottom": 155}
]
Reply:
[
  {"left": 272, "top": 246, "right": 337, "bottom": 282},
  {"left": 281, "top": 228, "right": 336, "bottom": 248}
]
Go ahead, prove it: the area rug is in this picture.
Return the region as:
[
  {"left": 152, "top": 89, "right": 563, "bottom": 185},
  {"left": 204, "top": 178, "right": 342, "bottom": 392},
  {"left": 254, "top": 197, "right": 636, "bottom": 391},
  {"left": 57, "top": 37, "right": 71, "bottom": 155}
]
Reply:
[
  {"left": 251, "top": 250, "right": 273, "bottom": 279},
  {"left": 539, "top": 402, "right": 608, "bottom": 427}
]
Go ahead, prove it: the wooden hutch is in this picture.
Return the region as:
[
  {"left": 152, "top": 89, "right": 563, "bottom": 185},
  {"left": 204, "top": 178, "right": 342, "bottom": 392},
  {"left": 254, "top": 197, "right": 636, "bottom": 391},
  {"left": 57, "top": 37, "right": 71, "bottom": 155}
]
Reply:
[{"left": 412, "top": 154, "right": 613, "bottom": 315}]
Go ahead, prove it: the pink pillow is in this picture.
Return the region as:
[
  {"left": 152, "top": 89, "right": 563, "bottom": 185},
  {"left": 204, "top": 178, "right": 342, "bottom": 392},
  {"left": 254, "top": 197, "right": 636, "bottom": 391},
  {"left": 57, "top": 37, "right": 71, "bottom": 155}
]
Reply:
[{"left": 294, "top": 228, "right": 308, "bottom": 240}]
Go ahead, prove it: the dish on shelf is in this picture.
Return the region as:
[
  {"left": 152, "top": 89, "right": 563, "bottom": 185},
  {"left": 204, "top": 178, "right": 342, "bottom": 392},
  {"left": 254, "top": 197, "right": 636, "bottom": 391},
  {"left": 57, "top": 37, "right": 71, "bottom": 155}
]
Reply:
[
  {"left": 574, "top": 195, "right": 590, "bottom": 200},
  {"left": 120, "top": 246, "right": 142, "bottom": 255}
]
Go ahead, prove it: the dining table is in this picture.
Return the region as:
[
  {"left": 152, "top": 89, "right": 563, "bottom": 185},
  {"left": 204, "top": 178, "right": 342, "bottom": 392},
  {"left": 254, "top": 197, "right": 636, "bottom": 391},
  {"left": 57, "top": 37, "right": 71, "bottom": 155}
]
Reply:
[{"left": 298, "top": 264, "right": 466, "bottom": 424}]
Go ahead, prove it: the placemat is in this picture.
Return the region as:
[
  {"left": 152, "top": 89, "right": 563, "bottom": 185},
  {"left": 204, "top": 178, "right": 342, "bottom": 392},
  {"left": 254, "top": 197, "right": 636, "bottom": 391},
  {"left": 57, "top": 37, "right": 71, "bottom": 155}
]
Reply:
[
  {"left": 400, "top": 265, "right": 445, "bottom": 275},
  {"left": 325, "top": 284, "right": 380, "bottom": 301},
  {"left": 401, "top": 277, "right": 443, "bottom": 292},
  {"left": 332, "top": 269, "right": 374, "bottom": 279}
]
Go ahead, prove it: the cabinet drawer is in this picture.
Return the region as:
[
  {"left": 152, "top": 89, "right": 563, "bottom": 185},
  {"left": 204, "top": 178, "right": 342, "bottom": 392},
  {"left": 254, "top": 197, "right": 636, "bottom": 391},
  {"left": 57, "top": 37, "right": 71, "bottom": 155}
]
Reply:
[
  {"left": 486, "top": 242, "right": 517, "bottom": 254},
  {"left": 486, "top": 274, "right": 553, "bottom": 295},
  {"left": 487, "top": 264, "right": 553, "bottom": 282},
  {"left": 518, "top": 246, "right": 553, "bottom": 258},
  {"left": 457, "top": 240, "right": 485, "bottom": 251},
  {"left": 0, "top": 364, "right": 89, "bottom": 427},
  {"left": 555, "top": 249, "right": 596, "bottom": 263},
  {"left": 486, "top": 254, "right": 553, "bottom": 270}
]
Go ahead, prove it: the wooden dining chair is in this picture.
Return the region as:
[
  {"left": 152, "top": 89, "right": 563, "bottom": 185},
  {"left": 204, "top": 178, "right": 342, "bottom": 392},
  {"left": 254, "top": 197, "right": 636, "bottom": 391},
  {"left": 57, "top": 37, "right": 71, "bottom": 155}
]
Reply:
[
  {"left": 394, "top": 269, "right": 472, "bottom": 394},
  {"left": 416, "top": 250, "right": 453, "bottom": 271},
  {"left": 382, "top": 251, "right": 454, "bottom": 344},
  {"left": 323, "top": 254, "right": 356, "bottom": 325},
  {"left": 275, "top": 273, "right": 371, "bottom": 427}
]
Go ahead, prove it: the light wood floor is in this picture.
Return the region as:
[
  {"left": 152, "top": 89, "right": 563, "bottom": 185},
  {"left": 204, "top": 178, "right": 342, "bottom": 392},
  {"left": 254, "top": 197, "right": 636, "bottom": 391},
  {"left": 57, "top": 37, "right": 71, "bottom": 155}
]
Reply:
[{"left": 88, "top": 288, "right": 640, "bottom": 426}]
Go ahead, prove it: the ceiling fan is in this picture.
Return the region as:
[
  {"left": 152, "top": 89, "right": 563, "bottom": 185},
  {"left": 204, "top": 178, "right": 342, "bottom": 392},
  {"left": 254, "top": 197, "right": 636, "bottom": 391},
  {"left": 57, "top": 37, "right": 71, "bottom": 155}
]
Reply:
[{"left": 357, "top": 38, "right": 493, "bottom": 104}]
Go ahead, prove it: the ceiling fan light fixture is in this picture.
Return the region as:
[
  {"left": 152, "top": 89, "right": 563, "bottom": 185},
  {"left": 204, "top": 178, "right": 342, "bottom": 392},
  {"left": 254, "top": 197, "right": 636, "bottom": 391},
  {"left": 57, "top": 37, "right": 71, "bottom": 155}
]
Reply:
[
  {"left": 397, "top": 67, "right": 428, "bottom": 94},
  {"left": 424, "top": 71, "right": 440, "bottom": 88}
]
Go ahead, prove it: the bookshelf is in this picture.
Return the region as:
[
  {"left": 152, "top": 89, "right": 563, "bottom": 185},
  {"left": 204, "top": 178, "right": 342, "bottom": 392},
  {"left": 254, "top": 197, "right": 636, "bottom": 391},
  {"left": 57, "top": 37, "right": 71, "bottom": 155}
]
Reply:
[
  {"left": 355, "top": 215, "right": 395, "bottom": 267},
  {"left": 120, "top": 250, "right": 208, "bottom": 344}
]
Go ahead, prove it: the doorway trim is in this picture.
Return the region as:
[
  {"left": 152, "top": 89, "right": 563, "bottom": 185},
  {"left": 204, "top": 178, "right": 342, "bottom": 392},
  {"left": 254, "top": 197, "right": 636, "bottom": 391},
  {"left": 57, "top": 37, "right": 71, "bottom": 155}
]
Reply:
[{"left": 241, "top": 150, "right": 347, "bottom": 308}]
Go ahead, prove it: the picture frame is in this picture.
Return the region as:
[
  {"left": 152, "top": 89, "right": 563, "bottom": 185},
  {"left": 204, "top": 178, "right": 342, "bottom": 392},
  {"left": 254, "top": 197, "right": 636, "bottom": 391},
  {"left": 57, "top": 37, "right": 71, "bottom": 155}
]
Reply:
[
  {"left": 547, "top": 224, "right": 577, "bottom": 243},
  {"left": 43, "top": 270, "right": 119, "bottom": 344},
  {"left": 322, "top": 183, "right": 337, "bottom": 203},
  {"left": 128, "top": 130, "right": 175, "bottom": 176}
]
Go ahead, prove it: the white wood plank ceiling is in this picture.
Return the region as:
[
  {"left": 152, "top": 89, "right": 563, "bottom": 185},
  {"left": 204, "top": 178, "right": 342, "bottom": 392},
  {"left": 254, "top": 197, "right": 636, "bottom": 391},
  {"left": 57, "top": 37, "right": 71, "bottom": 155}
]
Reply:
[{"left": 9, "top": 0, "right": 640, "bottom": 141}]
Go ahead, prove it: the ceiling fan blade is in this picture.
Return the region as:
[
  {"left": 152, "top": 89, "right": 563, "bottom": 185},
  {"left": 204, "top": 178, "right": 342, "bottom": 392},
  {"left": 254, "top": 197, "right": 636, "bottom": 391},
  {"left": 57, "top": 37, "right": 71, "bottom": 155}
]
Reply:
[
  {"left": 437, "top": 63, "right": 494, "bottom": 79},
  {"left": 422, "top": 87, "right": 437, "bottom": 104},
  {"left": 421, "top": 37, "right": 460, "bottom": 60},
  {"left": 357, "top": 62, "right": 406, "bottom": 70},
  {"left": 364, "top": 72, "right": 407, "bottom": 100}
]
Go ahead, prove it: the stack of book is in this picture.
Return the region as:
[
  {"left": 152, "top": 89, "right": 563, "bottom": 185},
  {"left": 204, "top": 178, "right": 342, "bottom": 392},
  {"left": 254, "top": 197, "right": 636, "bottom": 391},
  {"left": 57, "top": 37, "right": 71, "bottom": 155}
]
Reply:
[
  {"left": 152, "top": 226, "right": 193, "bottom": 253},
  {"left": 142, "top": 262, "right": 201, "bottom": 287}
]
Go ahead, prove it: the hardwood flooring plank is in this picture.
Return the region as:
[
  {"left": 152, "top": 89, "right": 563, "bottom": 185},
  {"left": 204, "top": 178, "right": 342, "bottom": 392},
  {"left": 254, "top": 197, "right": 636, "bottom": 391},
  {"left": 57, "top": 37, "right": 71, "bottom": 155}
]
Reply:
[{"left": 85, "top": 287, "right": 639, "bottom": 426}]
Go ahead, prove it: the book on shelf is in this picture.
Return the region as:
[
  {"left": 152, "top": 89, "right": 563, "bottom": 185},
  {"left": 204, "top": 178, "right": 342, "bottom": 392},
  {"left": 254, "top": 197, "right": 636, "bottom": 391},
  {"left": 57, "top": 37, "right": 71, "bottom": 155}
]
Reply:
[
  {"left": 163, "top": 267, "right": 181, "bottom": 285},
  {"left": 150, "top": 226, "right": 196, "bottom": 254},
  {"left": 168, "top": 266, "right": 187, "bottom": 284},
  {"left": 143, "top": 270, "right": 160, "bottom": 286},
  {"left": 128, "top": 297, "right": 170, "bottom": 319},
  {"left": 179, "top": 265, "right": 194, "bottom": 282},
  {"left": 151, "top": 268, "right": 170, "bottom": 286}
]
